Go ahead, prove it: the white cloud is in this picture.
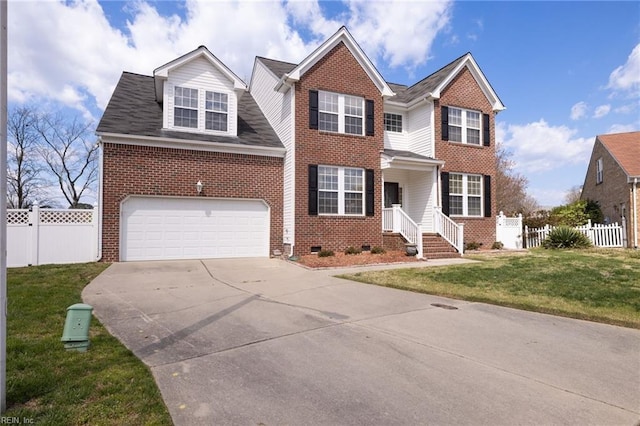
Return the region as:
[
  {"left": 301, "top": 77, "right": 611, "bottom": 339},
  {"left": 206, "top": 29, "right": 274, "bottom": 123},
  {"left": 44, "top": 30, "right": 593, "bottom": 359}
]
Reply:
[
  {"left": 570, "top": 101, "right": 587, "bottom": 120},
  {"left": 8, "top": 0, "right": 453, "bottom": 117},
  {"left": 497, "top": 119, "right": 593, "bottom": 173},
  {"left": 608, "top": 123, "right": 639, "bottom": 134},
  {"left": 608, "top": 43, "right": 640, "bottom": 95},
  {"left": 593, "top": 104, "right": 611, "bottom": 119}
]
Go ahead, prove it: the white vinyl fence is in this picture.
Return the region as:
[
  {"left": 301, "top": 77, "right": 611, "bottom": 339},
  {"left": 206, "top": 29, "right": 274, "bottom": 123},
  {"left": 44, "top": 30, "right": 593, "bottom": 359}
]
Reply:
[
  {"left": 496, "top": 212, "right": 523, "bottom": 249},
  {"left": 7, "top": 203, "right": 99, "bottom": 267},
  {"left": 524, "top": 219, "right": 626, "bottom": 249}
]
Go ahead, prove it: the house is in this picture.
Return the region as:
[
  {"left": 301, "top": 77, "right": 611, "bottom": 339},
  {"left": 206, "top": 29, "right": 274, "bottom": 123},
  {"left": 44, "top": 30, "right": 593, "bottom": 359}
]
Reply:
[
  {"left": 96, "top": 27, "right": 505, "bottom": 262},
  {"left": 580, "top": 131, "right": 640, "bottom": 248}
]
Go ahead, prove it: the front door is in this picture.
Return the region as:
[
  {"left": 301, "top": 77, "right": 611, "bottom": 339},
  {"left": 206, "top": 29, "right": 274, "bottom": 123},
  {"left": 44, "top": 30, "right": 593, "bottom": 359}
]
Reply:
[{"left": 384, "top": 182, "right": 400, "bottom": 208}]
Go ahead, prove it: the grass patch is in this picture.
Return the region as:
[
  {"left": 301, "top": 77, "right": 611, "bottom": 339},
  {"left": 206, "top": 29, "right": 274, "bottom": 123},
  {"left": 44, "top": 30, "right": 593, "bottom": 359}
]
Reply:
[
  {"left": 341, "top": 249, "right": 640, "bottom": 328},
  {"left": 5, "top": 263, "right": 173, "bottom": 425}
]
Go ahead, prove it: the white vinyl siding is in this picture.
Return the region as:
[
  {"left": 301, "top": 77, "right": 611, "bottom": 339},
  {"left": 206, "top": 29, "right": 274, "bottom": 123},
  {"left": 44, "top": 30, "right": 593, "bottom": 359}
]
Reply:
[
  {"left": 163, "top": 56, "right": 238, "bottom": 136},
  {"left": 407, "top": 103, "right": 433, "bottom": 158},
  {"left": 249, "top": 60, "right": 295, "bottom": 245}
]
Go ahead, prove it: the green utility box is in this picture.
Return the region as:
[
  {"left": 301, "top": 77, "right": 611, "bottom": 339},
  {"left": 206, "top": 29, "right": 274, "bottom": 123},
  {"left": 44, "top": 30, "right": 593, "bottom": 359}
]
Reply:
[{"left": 61, "top": 303, "right": 93, "bottom": 352}]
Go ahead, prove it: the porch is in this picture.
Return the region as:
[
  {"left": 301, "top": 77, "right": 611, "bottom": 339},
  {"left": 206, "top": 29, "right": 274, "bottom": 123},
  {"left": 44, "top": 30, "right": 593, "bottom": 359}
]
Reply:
[{"left": 381, "top": 149, "right": 463, "bottom": 258}]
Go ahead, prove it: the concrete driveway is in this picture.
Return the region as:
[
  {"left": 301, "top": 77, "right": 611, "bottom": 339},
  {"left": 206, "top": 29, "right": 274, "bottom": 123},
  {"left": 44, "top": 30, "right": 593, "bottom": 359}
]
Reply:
[{"left": 83, "top": 258, "right": 640, "bottom": 425}]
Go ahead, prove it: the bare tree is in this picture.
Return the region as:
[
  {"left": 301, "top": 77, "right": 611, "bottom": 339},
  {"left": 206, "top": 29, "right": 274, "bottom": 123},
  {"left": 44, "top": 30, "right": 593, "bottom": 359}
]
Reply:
[
  {"left": 564, "top": 185, "right": 582, "bottom": 204},
  {"left": 7, "top": 106, "right": 45, "bottom": 208},
  {"left": 495, "top": 143, "right": 538, "bottom": 216},
  {"left": 35, "top": 113, "right": 98, "bottom": 208}
]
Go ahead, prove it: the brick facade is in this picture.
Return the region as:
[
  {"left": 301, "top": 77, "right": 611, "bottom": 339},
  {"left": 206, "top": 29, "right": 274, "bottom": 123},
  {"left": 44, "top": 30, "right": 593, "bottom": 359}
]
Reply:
[
  {"left": 434, "top": 67, "right": 498, "bottom": 248},
  {"left": 292, "top": 42, "right": 384, "bottom": 255},
  {"left": 581, "top": 139, "right": 638, "bottom": 248},
  {"left": 101, "top": 143, "right": 283, "bottom": 261}
]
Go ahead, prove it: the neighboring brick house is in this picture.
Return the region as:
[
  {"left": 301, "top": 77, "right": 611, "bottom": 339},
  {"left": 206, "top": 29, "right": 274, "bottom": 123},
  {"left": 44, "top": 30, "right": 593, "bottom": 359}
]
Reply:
[
  {"left": 97, "top": 26, "right": 505, "bottom": 262},
  {"left": 581, "top": 131, "right": 640, "bottom": 248}
]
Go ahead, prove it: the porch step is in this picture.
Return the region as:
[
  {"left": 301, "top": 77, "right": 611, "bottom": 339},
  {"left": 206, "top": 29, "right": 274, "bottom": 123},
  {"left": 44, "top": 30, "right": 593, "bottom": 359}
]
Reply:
[{"left": 422, "top": 233, "right": 460, "bottom": 259}]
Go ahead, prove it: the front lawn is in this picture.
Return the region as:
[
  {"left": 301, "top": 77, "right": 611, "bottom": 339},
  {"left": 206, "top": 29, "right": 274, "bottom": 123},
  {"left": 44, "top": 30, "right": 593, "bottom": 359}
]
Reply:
[
  {"left": 5, "top": 263, "right": 173, "bottom": 425},
  {"left": 341, "top": 249, "right": 640, "bottom": 328}
]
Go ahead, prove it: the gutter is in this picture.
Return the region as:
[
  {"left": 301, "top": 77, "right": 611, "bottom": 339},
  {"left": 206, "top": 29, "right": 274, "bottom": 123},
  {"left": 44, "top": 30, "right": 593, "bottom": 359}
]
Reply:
[{"left": 96, "top": 137, "right": 104, "bottom": 261}]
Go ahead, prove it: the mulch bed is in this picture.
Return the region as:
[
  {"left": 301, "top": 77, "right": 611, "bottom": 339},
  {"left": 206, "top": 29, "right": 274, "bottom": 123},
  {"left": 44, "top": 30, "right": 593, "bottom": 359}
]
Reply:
[{"left": 294, "top": 250, "right": 420, "bottom": 268}]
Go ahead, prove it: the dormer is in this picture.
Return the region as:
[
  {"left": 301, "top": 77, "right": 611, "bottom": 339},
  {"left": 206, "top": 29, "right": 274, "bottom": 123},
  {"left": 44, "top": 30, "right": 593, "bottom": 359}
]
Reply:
[{"left": 154, "top": 46, "right": 247, "bottom": 137}]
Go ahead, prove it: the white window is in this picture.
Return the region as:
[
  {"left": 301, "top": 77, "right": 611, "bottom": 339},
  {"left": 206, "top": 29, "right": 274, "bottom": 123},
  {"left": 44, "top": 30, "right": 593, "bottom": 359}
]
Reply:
[
  {"left": 205, "top": 91, "right": 228, "bottom": 131},
  {"left": 449, "top": 107, "right": 482, "bottom": 145},
  {"left": 318, "top": 166, "right": 364, "bottom": 215},
  {"left": 173, "top": 86, "right": 229, "bottom": 133},
  {"left": 318, "top": 91, "right": 364, "bottom": 135},
  {"left": 449, "top": 173, "right": 482, "bottom": 217},
  {"left": 384, "top": 113, "right": 403, "bottom": 132},
  {"left": 174, "top": 86, "right": 198, "bottom": 128},
  {"left": 596, "top": 157, "right": 603, "bottom": 184}
]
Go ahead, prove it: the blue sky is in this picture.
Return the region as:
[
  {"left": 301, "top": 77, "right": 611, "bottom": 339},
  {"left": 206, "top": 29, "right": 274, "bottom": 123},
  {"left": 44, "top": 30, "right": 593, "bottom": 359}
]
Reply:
[{"left": 8, "top": 0, "right": 640, "bottom": 207}]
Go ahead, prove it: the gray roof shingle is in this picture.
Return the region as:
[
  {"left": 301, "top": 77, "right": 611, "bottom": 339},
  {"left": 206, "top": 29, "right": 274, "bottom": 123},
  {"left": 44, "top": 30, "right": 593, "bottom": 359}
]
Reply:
[
  {"left": 387, "top": 53, "right": 468, "bottom": 103},
  {"left": 256, "top": 52, "right": 470, "bottom": 105},
  {"left": 97, "top": 72, "right": 284, "bottom": 149},
  {"left": 256, "top": 57, "right": 297, "bottom": 79},
  {"left": 383, "top": 149, "right": 437, "bottom": 161}
]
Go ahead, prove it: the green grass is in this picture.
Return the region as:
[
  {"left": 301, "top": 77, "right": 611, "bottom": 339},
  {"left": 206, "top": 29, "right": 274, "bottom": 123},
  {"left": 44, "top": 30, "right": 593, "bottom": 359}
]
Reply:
[
  {"left": 5, "top": 263, "right": 173, "bottom": 425},
  {"left": 341, "top": 249, "right": 640, "bottom": 329}
]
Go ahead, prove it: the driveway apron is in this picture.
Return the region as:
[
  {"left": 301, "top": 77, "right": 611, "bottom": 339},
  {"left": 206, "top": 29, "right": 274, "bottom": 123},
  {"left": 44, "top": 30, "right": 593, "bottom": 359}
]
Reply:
[{"left": 83, "top": 258, "right": 640, "bottom": 425}]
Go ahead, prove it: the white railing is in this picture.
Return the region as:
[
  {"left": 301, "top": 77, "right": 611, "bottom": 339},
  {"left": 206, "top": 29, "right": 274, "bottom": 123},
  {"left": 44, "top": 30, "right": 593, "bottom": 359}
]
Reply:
[
  {"left": 524, "top": 219, "right": 626, "bottom": 249},
  {"left": 382, "top": 205, "right": 423, "bottom": 258},
  {"left": 433, "top": 206, "right": 464, "bottom": 254},
  {"left": 7, "top": 203, "right": 99, "bottom": 267}
]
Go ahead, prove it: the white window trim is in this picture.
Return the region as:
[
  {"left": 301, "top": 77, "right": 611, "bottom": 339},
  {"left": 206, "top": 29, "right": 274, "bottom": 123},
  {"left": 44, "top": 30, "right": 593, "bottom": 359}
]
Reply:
[
  {"left": 318, "top": 166, "right": 365, "bottom": 216},
  {"left": 319, "top": 91, "right": 364, "bottom": 136},
  {"left": 384, "top": 112, "right": 403, "bottom": 133},
  {"left": 596, "top": 157, "right": 603, "bottom": 184},
  {"left": 450, "top": 173, "right": 483, "bottom": 217},
  {"left": 171, "top": 85, "right": 231, "bottom": 135},
  {"left": 449, "top": 107, "right": 482, "bottom": 145}
]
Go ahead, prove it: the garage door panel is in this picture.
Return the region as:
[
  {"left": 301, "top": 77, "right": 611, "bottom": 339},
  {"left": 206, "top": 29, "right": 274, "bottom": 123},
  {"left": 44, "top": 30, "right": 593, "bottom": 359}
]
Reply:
[{"left": 121, "top": 197, "right": 269, "bottom": 261}]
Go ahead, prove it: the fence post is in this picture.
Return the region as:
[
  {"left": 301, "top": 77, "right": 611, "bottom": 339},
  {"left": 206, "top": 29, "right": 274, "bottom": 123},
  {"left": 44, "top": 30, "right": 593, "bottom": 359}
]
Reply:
[
  {"left": 416, "top": 223, "right": 423, "bottom": 258},
  {"left": 392, "top": 204, "right": 401, "bottom": 233},
  {"left": 92, "top": 204, "right": 99, "bottom": 261},
  {"left": 29, "top": 202, "right": 40, "bottom": 266},
  {"left": 458, "top": 222, "right": 465, "bottom": 255},
  {"left": 524, "top": 225, "right": 529, "bottom": 248}
]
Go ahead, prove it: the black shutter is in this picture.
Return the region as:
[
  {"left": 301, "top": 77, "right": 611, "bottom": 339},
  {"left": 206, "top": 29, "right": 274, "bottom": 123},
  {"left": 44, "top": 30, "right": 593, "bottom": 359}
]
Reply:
[
  {"left": 484, "top": 175, "right": 492, "bottom": 217},
  {"left": 483, "top": 113, "right": 490, "bottom": 147},
  {"left": 309, "top": 90, "right": 318, "bottom": 129},
  {"left": 365, "top": 100, "right": 374, "bottom": 136},
  {"left": 309, "top": 165, "right": 318, "bottom": 215},
  {"left": 441, "top": 106, "right": 449, "bottom": 141},
  {"left": 441, "top": 172, "right": 450, "bottom": 216},
  {"left": 365, "top": 169, "right": 375, "bottom": 216}
]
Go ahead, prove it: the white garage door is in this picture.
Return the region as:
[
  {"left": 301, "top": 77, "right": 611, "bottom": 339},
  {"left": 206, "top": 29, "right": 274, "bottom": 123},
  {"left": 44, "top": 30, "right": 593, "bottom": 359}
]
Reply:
[{"left": 121, "top": 197, "right": 270, "bottom": 261}]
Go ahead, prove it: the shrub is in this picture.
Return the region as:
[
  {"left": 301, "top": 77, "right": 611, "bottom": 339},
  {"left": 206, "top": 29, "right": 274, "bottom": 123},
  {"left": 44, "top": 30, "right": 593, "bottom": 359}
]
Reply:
[
  {"left": 318, "top": 249, "right": 335, "bottom": 257},
  {"left": 542, "top": 226, "right": 592, "bottom": 249},
  {"left": 371, "top": 246, "right": 386, "bottom": 254},
  {"left": 465, "top": 241, "right": 482, "bottom": 251},
  {"left": 344, "top": 246, "right": 362, "bottom": 255},
  {"left": 491, "top": 241, "right": 504, "bottom": 250}
]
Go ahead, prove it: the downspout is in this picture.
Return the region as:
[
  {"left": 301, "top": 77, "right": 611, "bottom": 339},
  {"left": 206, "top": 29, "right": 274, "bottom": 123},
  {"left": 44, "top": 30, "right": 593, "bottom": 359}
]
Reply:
[
  {"left": 634, "top": 178, "right": 638, "bottom": 249},
  {"left": 96, "top": 137, "right": 104, "bottom": 261}
]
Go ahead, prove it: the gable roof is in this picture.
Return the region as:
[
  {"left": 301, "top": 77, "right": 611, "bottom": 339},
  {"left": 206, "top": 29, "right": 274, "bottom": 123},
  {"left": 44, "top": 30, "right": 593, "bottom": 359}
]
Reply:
[
  {"left": 598, "top": 131, "right": 640, "bottom": 178},
  {"left": 387, "top": 53, "right": 505, "bottom": 111},
  {"left": 153, "top": 45, "right": 247, "bottom": 101},
  {"left": 274, "top": 26, "right": 395, "bottom": 97},
  {"left": 256, "top": 56, "right": 297, "bottom": 79},
  {"left": 97, "top": 72, "right": 284, "bottom": 151}
]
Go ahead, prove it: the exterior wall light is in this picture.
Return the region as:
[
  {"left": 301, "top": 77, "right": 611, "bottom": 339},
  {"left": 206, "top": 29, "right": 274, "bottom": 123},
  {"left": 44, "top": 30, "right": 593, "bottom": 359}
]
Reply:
[{"left": 196, "top": 180, "right": 203, "bottom": 194}]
